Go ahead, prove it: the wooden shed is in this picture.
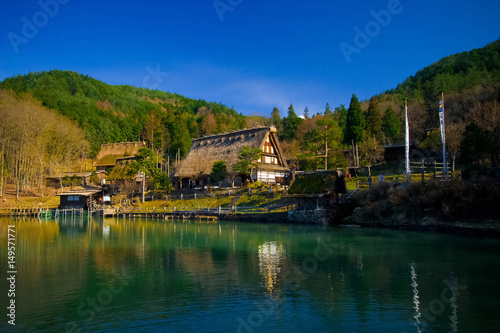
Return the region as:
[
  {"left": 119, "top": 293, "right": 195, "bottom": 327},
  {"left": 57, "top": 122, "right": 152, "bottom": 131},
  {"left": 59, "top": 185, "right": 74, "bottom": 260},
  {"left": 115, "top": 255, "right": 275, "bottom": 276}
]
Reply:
[{"left": 57, "top": 189, "right": 104, "bottom": 210}]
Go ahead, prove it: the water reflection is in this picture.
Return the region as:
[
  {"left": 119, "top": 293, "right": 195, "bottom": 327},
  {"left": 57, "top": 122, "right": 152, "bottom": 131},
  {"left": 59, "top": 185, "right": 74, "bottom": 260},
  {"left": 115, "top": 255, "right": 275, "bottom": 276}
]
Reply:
[
  {"left": 410, "top": 263, "right": 422, "bottom": 333},
  {"left": 0, "top": 217, "right": 498, "bottom": 332},
  {"left": 258, "top": 241, "right": 285, "bottom": 293}
]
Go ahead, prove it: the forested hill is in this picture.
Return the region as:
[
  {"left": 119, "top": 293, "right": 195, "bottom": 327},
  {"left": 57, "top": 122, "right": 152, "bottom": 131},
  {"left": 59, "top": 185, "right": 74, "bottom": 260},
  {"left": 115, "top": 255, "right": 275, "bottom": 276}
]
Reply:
[
  {"left": 391, "top": 39, "right": 500, "bottom": 98},
  {"left": 0, "top": 70, "right": 246, "bottom": 157},
  {"left": 369, "top": 40, "right": 500, "bottom": 135}
]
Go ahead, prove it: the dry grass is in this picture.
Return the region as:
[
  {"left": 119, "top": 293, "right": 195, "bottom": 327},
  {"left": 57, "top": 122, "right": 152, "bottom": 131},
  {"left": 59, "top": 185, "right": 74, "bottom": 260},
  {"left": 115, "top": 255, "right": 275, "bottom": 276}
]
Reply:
[{"left": 352, "top": 178, "right": 500, "bottom": 223}]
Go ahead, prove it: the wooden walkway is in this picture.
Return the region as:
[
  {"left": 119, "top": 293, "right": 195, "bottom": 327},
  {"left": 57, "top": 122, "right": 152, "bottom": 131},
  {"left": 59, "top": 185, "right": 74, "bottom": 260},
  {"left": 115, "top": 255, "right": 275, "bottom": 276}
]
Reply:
[{"left": 1, "top": 204, "right": 290, "bottom": 223}]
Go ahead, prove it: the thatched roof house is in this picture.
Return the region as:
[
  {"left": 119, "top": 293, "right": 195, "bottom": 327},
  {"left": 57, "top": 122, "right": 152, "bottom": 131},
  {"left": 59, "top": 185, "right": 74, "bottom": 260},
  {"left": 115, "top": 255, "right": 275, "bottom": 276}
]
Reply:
[
  {"left": 94, "top": 142, "right": 146, "bottom": 171},
  {"left": 175, "top": 126, "right": 289, "bottom": 187}
]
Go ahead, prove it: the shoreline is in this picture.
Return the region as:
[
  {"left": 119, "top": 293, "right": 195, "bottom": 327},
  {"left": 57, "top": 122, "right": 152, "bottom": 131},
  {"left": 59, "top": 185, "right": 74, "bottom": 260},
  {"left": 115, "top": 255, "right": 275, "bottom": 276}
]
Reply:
[{"left": 338, "top": 218, "right": 500, "bottom": 239}]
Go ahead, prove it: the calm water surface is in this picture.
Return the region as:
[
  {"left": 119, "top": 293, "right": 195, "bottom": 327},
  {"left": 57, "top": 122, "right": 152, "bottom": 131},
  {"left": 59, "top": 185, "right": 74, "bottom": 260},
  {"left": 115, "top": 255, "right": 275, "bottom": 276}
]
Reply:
[{"left": 1, "top": 216, "right": 500, "bottom": 332}]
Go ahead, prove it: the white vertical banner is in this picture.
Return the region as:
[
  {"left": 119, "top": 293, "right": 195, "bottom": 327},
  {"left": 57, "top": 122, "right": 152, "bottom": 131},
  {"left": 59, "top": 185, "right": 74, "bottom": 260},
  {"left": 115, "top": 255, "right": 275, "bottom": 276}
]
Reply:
[
  {"left": 439, "top": 95, "right": 448, "bottom": 179},
  {"left": 405, "top": 100, "right": 410, "bottom": 181}
]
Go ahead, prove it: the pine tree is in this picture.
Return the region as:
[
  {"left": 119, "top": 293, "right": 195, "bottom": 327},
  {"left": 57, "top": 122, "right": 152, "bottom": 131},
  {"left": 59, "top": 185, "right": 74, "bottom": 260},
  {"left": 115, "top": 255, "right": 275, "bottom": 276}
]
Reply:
[
  {"left": 365, "top": 97, "right": 383, "bottom": 139},
  {"left": 281, "top": 104, "right": 303, "bottom": 141},
  {"left": 324, "top": 103, "right": 333, "bottom": 115},
  {"left": 344, "top": 94, "right": 365, "bottom": 145},
  {"left": 381, "top": 106, "right": 400, "bottom": 143},
  {"left": 303, "top": 106, "right": 309, "bottom": 119},
  {"left": 270, "top": 107, "right": 282, "bottom": 133}
]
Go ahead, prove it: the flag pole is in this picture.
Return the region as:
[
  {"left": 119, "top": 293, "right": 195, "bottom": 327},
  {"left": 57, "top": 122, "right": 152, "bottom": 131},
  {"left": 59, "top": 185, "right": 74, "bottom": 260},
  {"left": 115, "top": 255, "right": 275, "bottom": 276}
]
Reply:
[
  {"left": 405, "top": 99, "right": 410, "bottom": 183},
  {"left": 439, "top": 92, "right": 448, "bottom": 180}
]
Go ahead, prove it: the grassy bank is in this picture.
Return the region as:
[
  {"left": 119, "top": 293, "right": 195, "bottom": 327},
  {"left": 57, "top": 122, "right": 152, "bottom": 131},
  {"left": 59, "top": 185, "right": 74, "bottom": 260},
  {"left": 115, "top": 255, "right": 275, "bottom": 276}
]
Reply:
[{"left": 134, "top": 188, "right": 287, "bottom": 211}]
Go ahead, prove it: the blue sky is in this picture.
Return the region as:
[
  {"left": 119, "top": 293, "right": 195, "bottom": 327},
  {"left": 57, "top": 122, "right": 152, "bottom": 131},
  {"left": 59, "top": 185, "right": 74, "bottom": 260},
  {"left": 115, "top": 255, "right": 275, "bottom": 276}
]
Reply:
[{"left": 1, "top": 0, "right": 499, "bottom": 117}]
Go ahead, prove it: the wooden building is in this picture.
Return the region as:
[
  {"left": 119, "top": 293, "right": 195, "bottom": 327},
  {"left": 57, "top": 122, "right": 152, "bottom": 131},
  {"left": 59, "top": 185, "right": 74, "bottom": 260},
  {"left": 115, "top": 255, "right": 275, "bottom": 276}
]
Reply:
[
  {"left": 175, "top": 126, "right": 289, "bottom": 188},
  {"left": 57, "top": 188, "right": 104, "bottom": 210}
]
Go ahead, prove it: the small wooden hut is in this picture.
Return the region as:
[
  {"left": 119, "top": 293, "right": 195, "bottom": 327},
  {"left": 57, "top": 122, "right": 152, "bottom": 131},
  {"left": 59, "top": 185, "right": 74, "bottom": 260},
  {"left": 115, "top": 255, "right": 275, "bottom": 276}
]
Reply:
[
  {"left": 57, "top": 188, "right": 104, "bottom": 210},
  {"left": 175, "top": 126, "right": 289, "bottom": 188}
]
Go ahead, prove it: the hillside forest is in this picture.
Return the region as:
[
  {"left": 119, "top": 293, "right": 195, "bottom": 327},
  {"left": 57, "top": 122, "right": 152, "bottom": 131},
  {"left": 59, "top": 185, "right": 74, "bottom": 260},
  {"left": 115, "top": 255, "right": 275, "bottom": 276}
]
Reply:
[{"left": 0, "top": 40, "right": 499, "bottom": 196}]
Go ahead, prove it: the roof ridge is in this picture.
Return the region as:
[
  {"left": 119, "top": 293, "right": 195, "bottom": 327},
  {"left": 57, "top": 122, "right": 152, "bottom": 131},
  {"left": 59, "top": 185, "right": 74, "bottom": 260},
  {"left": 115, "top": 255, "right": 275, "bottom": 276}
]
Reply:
[{"left": 193, "top": 126, "right": 275, "bottom": 142}]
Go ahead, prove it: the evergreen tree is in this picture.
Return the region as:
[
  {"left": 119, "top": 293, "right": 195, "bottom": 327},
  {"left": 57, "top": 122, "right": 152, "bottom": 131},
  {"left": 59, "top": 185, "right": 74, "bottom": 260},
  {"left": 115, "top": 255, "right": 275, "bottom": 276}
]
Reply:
[
  {"left": 460, "top": 123, "right": 493, "bottom": 168},
  {"left": 365, "top": 97, "right": 383, "bottom": 139},
  {"left": 168, "top": 116, "right": 192, "bottom": 158},
  {"left": 324, "top": 103, "right": 333, "bottom": 115},
  {"left": 344, "top": 94, "right": 365, "bottom": 145},
  {"left": 270, "top": 107, "right": 282, "bottom": 133},
  {"left": 303, "top": 106, "right": 309, "bottom": 119},
  {"left": 232, "top": 147, "right": 263, "bottom": 183},
  {"left": 381, "top": 106, "right": 400, "bottom": 143},
  {"left": 335, "top": 104, "right": 348, "bottom": 135},
  {"left": 210, "top": 160, "right": 228, "bottom": 185},
  {"left": 303, "top": 115, "right": 342, "bottom": 170},
  {"left": 281, "top": 104, "right": 303, "bottom": 141}
]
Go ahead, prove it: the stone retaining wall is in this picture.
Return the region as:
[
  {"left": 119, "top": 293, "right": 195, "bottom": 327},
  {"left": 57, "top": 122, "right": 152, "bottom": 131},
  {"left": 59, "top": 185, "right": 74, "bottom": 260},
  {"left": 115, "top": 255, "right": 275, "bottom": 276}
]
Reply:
[{"left": 287, "top": 209, "right": 335, "bottom": 225}]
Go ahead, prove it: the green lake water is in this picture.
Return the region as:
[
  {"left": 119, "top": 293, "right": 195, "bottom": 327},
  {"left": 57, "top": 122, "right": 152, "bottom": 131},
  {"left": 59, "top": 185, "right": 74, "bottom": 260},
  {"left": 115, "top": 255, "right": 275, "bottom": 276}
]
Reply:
[{"left": 1, "top": 216, "right": 500, "bottom": 332}]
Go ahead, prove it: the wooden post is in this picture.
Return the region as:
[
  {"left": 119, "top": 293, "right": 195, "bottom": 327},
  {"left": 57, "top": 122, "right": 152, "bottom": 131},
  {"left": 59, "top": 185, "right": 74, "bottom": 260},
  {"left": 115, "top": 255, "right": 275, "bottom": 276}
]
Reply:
[
  {"left": 434, "top": 161, "right": 437, "bottom": 178},
  {"left": 421, "top": 159, "right": 425, "bottom": 183}
]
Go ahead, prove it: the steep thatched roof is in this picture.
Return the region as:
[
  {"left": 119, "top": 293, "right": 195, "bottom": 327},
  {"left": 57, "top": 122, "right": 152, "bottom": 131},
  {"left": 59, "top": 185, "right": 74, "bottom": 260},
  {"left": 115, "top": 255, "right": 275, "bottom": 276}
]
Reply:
[
  {"left": 175, "top": 126, "right": 288, "bottom": 178},
  {"left": 95, "top": 142, "right": 146, "bottom": 167}
]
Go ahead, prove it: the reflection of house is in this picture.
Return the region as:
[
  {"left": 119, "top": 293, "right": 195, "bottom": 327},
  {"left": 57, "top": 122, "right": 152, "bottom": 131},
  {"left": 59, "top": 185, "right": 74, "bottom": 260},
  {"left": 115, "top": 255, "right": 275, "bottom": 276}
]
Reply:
[
  {"left": 46, "top": 171, "right": 107, "bottom": 188},
  {"left": 93, "top": 141, "right": 146, "bottom": 171},
  {"left": 175, "top": 126, "right": 289, "bottom": 188},
  {"left": 288, "top": 170, "right": 346, "bottom": 209},
  {"left": 258, "top": 241, "right": 285, "bottom": 293},
  {"left": 57, "top": 188, "right": 104, "bottom": 210}
]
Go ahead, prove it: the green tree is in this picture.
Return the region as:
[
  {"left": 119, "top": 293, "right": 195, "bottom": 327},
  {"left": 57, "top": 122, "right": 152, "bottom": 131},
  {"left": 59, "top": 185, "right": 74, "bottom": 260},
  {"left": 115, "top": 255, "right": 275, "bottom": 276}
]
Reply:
[
  {"left": 150, "top": 172, "right": 173, "bottom": 193},
  {"left": 232, "top": 147, "right": 263, "bottom": 183},
  {"left": 127, "top": 148, "right": 158, "bottom": 202},
  {"left": 270, "top": 107, "right": 282, "bottom": 134},
  {"left": 210, "top": 160, "right": 228, "bottom": 185},
  {"left": 365, "top": 97, "right": 383, "bottom": 139},
  {"left": 303, "top": 106, "right": 309, "bottom": 119},
  {"left": 344, "top": 94, "right": 365, "bottom": 145},
  {"left": 382, "top": 106, "right": 400, "bottom": 143},
  {"left": 324, "top": 103, "right": 333, "bottom": 115},
  {"left": 168, "top": 116, "right": 192, "bottom": 158},
  {"left": 460, "top": 123, "right": 493, "bottom": 168},
  {"left": 335, "top": 104, "right": 348, "bottom": 142},
  {"left": 303, "top": 114, "right": 342, "bottom": 170},
  {"left": 281, "top": 104, "right": 303, "bottom": 141}
]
